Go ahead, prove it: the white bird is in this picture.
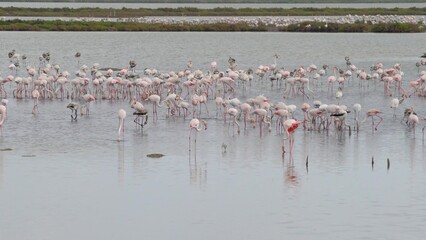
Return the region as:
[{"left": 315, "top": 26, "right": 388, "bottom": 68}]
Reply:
[{"left": 118, "top": 109, "right": 126, "bottom": 141}]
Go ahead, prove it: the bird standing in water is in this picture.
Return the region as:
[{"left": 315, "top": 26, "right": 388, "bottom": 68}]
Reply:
[
  {"left": 189, "top": 118, "right": 208, "bottom": 160},
  {"left": 67, "top": 102, "right": 80, "bottom": 121},
  {"left": 282, "top": 119, "right": 301, "bottom": 160},
  {"left": 118, "top": 109, "right": 126, "bottom": 142},
  {"left": 0, "top": 104, "right": 7, "bottom": 135}
]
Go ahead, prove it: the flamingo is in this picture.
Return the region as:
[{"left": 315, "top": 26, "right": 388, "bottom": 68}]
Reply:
[
  {"left": 226, "top": 107, "right": 240, "bottom": 135},
  {"left": 32, "top": 88, "right": 40, "bottom": 114},
  {"left": 211, "top": 61, "right": 217, "bottom": 72},
  {"left": 361, "top": 108, "right": 383, "bottom": 133},
  {"left": 131, "top": 96, "right": 148, "bottom": 127},
  {"left": 252, "top": 108, "right": 272, "bottom": 137},
  {"left": 390, "top": 96, "right": 404, "bottom": 119},
  {"left": 0, "top": 104, "right": 6, "bottom": 135},
  {"left": 353, "top": 103, "right": 362, "bottom": 132},
  {"left": 147, "top": 94, "right": 162, "bottom": 121},
  {"left": 176, "top": 96, "right": 190, "bottom": 119},
  {"left": 118, "top": 109, "right": 126, "bottom": 141},
  {"left": 282, "top": 119, "right": 301, "bottom": 159},
  {"left": 82, "top": 93, "right": 95, "bottom": 115},
  {"left": 189, "top": 118, "right": 208, "bottom": 159},
  {"left": 66, "top": 102, "right": 80, "bottom": 121},
  {"left": 407, "top": 107, "right": 419, "bottom": 136},
  {"left": 239, "top": 102, "right": 253, "bottom": 130},
  {"left": 215, "top": 96, "right": 225, "bottom": 118},
  {"left": 335, "top": 87, "right": 343, "bottom": 104},
  {"left": 273, "top": 109, "right": 290, "bottom": 133}
]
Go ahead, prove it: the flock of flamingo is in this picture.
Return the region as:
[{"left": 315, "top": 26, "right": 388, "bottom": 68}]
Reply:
[
  {"left": 9, "top": 14, "right": 422, "bottom": 29},
  {"left": 0, "top": 50, "right": 425, "bottom": 159}
]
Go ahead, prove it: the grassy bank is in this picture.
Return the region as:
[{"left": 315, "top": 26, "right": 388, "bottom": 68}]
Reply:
[
  {"left": 0, "top": 19, "right": 423, "bottom": 32},
  {"left": 281, "top": 21, "right": 425, "bottom": 33},
  {"left": 0, "top": 7, "right": 425, "bottom": 18}
]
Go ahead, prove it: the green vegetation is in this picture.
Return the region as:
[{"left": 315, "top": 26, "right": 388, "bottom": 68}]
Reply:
[
  {"left": 0, "top": 19, "right": 266, "bottom": 31},
  {"left": 281, "top": 21, "right": 425, "bottom": 33},
  {"left": 0, "top": 19, "right": 423, "bottom": 33},
  {"left": 0, "top": 7, "right": 425, "bottom": 18}
]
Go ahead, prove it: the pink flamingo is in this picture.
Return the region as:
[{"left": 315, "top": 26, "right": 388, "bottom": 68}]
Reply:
[
  {"left": 189, "top": 118, "right": 208, "bottom": 159},
  {"left": 252, "top": 108, "right": 272, "bottom": 137},
  {"left": 301, "top": 102, "right": 310, "bottom": 129},
  {"left": 361, "top": 108, "right": 383, "bottom": 133},
  {"left": 82, "top": 93, "right": 95, "bottom": 115},
  {"left": 0, "top": 104, "right": 6, "bottom": 135},
  {"left": 282, "top": 119, "right": 301, "bottom": 159},
  {"left": 32, "top": 88, "right": 40, "bottom": 114},
  {"left": 273, "top": 109, "right": 289, "bottom": 133},
  {"left": 118, "top": 109, "right": 126, "bottom": 142},
  {"left": 215, "top": 96, "right": 225, "bottom": 118},
  {"left": 239, "top": 102, "right": 253, "bottom": 130},
  {"left": 407, "top": 108, "right": 419, "bottom": 136},
  {"left": 147, "top": 94, "right": 162, "bottom": 121},
  {"left": 191, "top": 93, "right": 200, "bottom": 118},
  {"left": 353, "top": 103, "right": 362, "bottom": 132},
  {"left": 211, "top": 61, "right": 217, "bottom": 72},
  {"left": 226, "top": 108, "right": 240, "bottom": 134},
  {"left": 131, "top": 96, "right": 148, "bottom": 127},
  {"left": 176, "top": 96, "right": 190, "bottom": 119}
]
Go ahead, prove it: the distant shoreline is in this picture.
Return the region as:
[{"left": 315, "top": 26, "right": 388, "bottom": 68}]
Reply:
[
  {"left": 0, "top": 7, "right": 426, "bottom": 18},
  {"left": 0, "top": 7, "right": 424, "bottom": 32},
  {"left": 0, "top": 19, "right": 423, "bottom": 33}
]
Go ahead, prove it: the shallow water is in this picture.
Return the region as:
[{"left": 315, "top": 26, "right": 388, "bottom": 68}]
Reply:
[{"left": 0, "top": 32, "right": 426, "bottom": 240}]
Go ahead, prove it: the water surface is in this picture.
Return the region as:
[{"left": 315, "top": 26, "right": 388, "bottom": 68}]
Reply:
[{"left": 0, "top": 32, "right": 426, "bottom": 240}]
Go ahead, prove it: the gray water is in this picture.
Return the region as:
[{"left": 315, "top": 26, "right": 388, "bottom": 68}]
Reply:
[
  {"left": 0, "top": 32, "right": 426, "bottom": 240},
  {"left": 0, "top": 2, "right": 426, "bottom": 9}
]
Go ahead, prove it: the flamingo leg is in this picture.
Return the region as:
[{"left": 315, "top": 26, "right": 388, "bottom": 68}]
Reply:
[
  {"left": 289, "top": 134, "right": 295, "bottom": 160},
  {"left": 189, "top": 128, "right": 193, "bottom": 154},
  {"left": 375, "top": 115, "right": 383, "bottom": 131}
]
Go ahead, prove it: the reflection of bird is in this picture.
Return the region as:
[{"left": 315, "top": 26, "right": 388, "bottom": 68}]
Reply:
[
  {"left": 67, "top": 102, "right": 80, "bottom": 121},
  {"left": 189, "top": 118, "right": 208, "bottom": 157},
  {"left": 422, "top": 117, "right": 426, "bottom": 140},
  {"left": 118, "top": 109, "right": 126, "bottom": 142}
]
